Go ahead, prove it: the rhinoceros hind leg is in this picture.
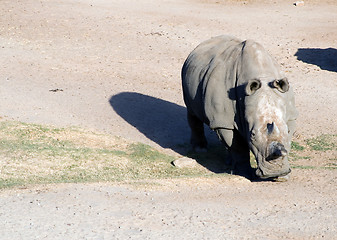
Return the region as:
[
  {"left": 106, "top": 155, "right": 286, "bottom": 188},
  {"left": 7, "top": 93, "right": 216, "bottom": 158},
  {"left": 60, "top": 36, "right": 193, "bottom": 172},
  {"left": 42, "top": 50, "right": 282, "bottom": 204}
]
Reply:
[{"left": 187, "top": 111, "right": 208, "bottom": 152}]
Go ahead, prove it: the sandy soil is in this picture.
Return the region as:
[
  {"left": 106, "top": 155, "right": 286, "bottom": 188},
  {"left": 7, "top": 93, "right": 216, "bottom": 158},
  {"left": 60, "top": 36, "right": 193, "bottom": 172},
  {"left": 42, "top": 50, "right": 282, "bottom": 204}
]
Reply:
[{"left": 0, "top": 0, "right": 336, "bottom": 239}]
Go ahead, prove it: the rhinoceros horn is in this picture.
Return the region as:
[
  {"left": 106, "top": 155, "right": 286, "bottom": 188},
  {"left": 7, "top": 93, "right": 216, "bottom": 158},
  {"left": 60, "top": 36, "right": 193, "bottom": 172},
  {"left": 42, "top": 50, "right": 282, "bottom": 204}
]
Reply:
[{"left": 267, "top": 122, "right": 280, "bottom": 136}]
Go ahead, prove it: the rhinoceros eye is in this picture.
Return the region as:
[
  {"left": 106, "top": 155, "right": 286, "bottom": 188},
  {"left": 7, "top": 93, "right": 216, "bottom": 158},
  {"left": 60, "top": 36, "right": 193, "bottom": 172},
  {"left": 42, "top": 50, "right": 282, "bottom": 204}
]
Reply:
[{"left": 251, "top": 129, "right": 256, "bottom": 140}]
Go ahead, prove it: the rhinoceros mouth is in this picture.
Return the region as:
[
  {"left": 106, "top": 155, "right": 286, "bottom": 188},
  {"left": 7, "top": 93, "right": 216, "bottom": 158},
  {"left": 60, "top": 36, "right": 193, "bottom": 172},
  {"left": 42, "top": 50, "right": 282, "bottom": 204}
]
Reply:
[
  {"left": 255, "top": 157, "right": 291, "bottom": 179},
  {"left": 255, "top": 165, "right": 291, "bottom": 179},
  {"left": 251, "top": 141, "right": 291, "bottom": 179},
  {"left": 254, "top": 153, "right": 291, "bottom": 179}
]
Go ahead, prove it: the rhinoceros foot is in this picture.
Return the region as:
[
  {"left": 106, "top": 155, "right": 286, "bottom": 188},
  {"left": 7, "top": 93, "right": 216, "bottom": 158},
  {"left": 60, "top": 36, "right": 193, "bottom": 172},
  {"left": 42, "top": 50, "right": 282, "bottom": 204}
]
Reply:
[{"left": 226, "top": 148, "right": 255, "bottom": 180}]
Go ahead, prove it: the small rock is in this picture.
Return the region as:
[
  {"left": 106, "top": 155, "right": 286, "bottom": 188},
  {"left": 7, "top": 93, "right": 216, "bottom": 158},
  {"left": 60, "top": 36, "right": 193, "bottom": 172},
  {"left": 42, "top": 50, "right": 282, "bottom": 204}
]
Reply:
[
  {"left": 172, "top": 157, "right": 198, "bottom": 168},
  {"left": 293, "top": 1, "right": 304, "bottom": 6},
  {"left": 49, "top": 88, "right": 64, "bottom": 92},
  {"left": 272, "top": 174, "right": 290, "bottom": 182}
]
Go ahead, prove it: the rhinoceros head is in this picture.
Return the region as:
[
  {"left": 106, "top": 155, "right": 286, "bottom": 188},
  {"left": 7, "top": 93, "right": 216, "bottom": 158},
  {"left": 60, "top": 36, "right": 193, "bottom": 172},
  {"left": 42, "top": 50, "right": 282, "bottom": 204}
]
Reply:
[
  {"left": 239, "top": 40, "right": 295, "bottom": 179},
  {"left": 244, "top": 78, "right": 292, "bottom": 179}
]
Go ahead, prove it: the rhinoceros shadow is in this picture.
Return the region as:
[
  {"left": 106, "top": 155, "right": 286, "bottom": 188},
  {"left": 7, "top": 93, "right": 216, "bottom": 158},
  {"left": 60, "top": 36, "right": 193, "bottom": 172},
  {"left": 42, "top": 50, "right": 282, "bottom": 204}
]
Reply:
[
  {"left": 295, "top": 48, "right": 337, "bottom": 72},
  {"left": 109, "top": 92, "right": 228, "bottom": 174}
]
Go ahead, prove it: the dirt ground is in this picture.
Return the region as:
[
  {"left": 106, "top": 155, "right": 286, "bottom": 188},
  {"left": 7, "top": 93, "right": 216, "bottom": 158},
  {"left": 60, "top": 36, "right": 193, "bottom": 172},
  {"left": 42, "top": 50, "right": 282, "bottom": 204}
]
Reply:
[{"left": 0, "top": 0, "right": 336, "bottom": 239}]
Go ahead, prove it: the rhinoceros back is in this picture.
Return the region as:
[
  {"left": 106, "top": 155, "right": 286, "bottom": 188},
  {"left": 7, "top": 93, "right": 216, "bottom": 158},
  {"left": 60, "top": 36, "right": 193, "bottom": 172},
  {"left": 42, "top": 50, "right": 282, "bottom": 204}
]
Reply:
[{"left": 182, "top": 35, "right": 244, "bottom": 130}]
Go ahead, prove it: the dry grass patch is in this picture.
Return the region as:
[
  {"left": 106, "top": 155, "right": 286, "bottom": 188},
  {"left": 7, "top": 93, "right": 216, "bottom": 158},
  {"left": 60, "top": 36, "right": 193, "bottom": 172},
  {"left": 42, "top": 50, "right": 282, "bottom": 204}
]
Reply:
[
  {"left": 1, "top": 120, "right": 333, "bottom": 189},
  {"left": 0, "top": 120, "right": 212, "bottom": 189}
]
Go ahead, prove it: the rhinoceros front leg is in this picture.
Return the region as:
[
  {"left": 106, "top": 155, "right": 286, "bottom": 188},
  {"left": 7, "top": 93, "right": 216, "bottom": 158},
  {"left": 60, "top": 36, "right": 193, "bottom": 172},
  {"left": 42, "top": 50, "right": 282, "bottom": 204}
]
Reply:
[
  {"left": 187, "top": 111, "right": 208, "bottom": 152},
  {"left": 216, "top": 129, "right": 253, "bottom": 178}
]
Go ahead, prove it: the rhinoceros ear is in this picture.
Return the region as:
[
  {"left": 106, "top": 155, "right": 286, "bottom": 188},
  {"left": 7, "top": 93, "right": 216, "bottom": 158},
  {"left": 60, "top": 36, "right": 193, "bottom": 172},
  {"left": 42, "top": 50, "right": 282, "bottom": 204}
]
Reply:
[
  {"left": 272, "top": 78, "right": 289, "bottom": 93},
  {"left": 246, "top": 79, "right": 261, "bottom": 95}
]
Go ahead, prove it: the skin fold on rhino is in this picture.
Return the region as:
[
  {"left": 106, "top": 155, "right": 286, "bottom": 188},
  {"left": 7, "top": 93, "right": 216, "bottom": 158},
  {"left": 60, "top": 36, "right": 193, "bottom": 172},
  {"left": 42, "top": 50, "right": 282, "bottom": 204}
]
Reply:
[{"left": 181, "top": 35, "right": 298, "bottom": 180}]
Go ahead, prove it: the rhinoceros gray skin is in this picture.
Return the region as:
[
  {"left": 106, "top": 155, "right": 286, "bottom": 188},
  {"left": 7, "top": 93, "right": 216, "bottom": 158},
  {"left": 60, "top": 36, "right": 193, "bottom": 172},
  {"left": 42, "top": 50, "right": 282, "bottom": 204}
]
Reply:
[{"left": 182, "top": 35, "right": 298, "bottom": 179}]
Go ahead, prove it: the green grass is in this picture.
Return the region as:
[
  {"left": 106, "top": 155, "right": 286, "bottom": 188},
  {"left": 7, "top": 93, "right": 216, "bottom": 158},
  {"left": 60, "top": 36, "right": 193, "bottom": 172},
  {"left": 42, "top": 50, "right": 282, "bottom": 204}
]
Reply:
[
  {"left": 291, "top": 141, "right": 305, "bottom": 151},
  {"left": 0, "top": 121, "right": 213, "bottom": 189},
  {"left": 289, "top": 135, "right": 337, "bottom": 170},
  {"left": 305, "top": 134, "right": 337, "bottom": 151},
  {"left": 291, "top": 165, "right": 316, "bottom": 170}
]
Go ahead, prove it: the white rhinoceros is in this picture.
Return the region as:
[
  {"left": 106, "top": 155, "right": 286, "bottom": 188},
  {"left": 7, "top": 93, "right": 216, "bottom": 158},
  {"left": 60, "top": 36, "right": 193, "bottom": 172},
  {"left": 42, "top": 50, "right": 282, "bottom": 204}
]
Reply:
[{"left": 182, "top": 35, "right": 298, "bottom": 179}]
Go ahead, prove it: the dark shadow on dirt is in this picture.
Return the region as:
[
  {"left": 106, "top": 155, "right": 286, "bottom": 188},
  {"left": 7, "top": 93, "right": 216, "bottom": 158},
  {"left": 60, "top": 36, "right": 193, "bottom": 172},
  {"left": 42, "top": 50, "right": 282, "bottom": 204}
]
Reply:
[
  {"left": 185, "top": 144, "right": 230, "bottom": 174},
  {"left": 109, "top": 92, "right": 189, "bottom": 151},
  {"left": 109, "top": 92, "right": 230, "bottom": 174},
  {"left": 295, "top": 48, "right": 337, "bottom": 72}
]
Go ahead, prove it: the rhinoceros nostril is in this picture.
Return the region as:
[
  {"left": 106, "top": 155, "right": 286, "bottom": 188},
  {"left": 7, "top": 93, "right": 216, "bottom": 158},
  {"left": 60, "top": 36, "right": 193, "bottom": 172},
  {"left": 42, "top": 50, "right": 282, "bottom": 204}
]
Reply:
[{"left": 267, "top": 141, "right": 287, "bottom": 161}]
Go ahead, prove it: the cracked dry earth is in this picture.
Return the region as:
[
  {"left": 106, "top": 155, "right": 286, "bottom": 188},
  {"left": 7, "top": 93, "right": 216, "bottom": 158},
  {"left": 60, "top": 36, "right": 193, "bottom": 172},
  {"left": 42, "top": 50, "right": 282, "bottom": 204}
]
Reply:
[{"left": 0, "top": 0, "right": 336, "bottom": 239}]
